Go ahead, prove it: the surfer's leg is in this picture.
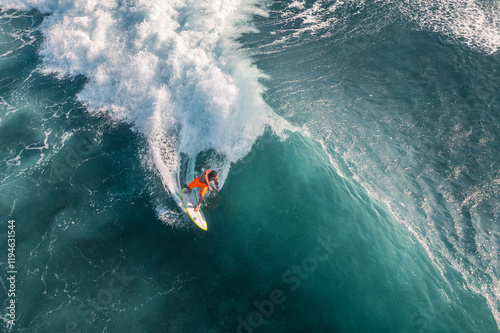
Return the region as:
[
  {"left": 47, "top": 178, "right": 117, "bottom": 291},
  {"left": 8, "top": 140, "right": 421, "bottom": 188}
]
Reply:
[
  {"left": 186, "top": 177, "right": 202, "bottom": 193},
  {"left": 194, "top": 194, "right": 204, "bottom": 212},
  {"left": 194, "top": 185, "right": 208, "bottom": 211},
  {"left": 199, "top": 184, "right": 208, "bottom": 196}
]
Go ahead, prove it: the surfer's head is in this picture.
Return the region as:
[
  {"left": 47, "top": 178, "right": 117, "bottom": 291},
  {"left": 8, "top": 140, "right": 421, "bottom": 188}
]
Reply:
[{"left": 208, "top": 170, "right": 218, "bottom": 180}]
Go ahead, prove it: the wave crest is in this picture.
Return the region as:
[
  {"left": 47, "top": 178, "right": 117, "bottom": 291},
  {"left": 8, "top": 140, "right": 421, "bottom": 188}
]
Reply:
[{"left": 0, "top": 0, "right": 292, "bottom": 210}]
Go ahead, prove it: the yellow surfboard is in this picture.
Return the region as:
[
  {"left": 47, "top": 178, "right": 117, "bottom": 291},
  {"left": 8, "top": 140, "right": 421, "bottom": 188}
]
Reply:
[{"left": 181, "top": 188, "right": 208, "bottom": 230}]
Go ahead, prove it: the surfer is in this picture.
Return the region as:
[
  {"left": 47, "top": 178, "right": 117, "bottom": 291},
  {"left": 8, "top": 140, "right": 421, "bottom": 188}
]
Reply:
[{"left": 183, "top": 170, "right": 219, "bottom": 212}]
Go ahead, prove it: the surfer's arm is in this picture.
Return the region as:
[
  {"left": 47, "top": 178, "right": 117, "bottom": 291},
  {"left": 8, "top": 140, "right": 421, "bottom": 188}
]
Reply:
[{"left": 203, "top": 170, "right": 213, "bottom": 191}]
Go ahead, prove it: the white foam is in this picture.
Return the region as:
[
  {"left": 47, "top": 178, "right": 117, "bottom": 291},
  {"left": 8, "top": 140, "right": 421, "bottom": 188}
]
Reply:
[
  {"left": 262, "top": 0, "right": 499, "bottom": 55},
  {"left": 0, "top": 0, "right": 292, "bottom": 213},
  {"left": 400, "top": 0, "right": 500, "bottom": 55}
]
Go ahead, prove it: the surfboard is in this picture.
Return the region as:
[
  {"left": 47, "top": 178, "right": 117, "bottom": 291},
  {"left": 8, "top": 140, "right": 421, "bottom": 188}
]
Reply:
[{"left": 181, "top": 188, "right": 208, "bottom": 230}]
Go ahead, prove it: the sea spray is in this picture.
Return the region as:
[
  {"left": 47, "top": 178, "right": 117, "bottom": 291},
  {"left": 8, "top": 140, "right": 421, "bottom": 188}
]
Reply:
[{"left": 0, "top": 0, "right": 292, "bottom": 212}]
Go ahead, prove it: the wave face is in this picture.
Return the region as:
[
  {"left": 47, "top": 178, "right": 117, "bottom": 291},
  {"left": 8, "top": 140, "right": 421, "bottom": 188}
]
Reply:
[
  {"left": 0, "top": 0, "right": 290, "bottom": 208},
  {"left": 244, "top": 0, "right": 500, "bottom": 329}
]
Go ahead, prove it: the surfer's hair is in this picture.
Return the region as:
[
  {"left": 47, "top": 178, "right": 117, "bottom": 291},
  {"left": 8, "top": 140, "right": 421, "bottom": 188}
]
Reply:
[{"left": 209, "top": 170, "right": 217, "bottom": 178}]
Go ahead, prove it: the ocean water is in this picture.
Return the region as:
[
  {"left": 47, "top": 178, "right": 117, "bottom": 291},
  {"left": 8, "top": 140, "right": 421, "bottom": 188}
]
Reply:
[{"left": 0, "top": 0, "right": 499, "bottom": 332}]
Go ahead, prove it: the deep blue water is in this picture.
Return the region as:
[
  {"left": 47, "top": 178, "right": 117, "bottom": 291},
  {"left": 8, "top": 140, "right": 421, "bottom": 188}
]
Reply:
[{"left": 1, "top": 1, "right": 499, "bottom": 332}]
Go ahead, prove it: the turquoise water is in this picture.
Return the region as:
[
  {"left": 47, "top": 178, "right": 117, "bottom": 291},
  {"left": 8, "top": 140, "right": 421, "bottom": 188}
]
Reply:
[{"left": 1, "top": 1, "right": 499, "bottom": 332}]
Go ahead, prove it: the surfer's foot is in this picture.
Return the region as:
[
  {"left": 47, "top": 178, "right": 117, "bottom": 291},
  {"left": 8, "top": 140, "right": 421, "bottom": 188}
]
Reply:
[{"left": 194, "top": 206, "right": 199, "bottom": 212}]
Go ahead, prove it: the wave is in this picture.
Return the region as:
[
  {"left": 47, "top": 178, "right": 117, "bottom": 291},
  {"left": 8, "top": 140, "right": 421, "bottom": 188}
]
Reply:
[
  {"left": 239, "top": 0, "right": 500, "bottom": 328},
  {"left": 0, "top": 0, "right": 292, "bottom": 219},
  {"left": 2, "top": 0, "right": 499, "bottom": 327}
]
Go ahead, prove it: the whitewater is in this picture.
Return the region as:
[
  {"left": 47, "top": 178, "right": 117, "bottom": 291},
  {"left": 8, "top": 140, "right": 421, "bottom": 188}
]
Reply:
[{"left": 1, "top": 0, "right": 292, "bottom": 204}]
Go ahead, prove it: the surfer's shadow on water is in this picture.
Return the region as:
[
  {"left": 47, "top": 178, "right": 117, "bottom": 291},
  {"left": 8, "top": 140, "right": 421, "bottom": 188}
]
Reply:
[{"left": 203, "top": 191, "right": 222, "bottom": 211}]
